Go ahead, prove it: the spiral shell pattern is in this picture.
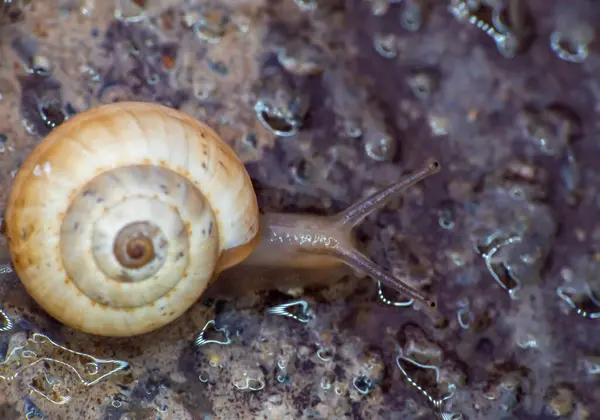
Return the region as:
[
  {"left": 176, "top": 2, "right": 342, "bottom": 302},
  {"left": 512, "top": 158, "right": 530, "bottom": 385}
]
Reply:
[{"left": 5, "top": 102, "right": 259, "bottom": 336}]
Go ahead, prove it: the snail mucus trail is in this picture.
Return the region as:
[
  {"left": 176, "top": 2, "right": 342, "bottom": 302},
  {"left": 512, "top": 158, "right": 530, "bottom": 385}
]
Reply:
[{"left": 3, "top": 101, "right": 440, "bottom": 337}]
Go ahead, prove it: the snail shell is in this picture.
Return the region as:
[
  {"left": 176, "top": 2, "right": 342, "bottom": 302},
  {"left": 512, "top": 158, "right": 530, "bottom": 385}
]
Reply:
[{"left": 5, "top": 102, "right": 259, "bottom": 337}]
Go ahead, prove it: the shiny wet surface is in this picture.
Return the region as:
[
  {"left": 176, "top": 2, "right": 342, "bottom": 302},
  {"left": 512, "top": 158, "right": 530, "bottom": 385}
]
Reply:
[{"left": 0, "top": 1, "right": 600, "bottom": 419}]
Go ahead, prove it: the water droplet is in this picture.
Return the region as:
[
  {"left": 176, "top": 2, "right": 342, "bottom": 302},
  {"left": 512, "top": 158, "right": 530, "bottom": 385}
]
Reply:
[
  {"left": 317, "top": 348, "right": 332, "bottom": 362},
  {"left": 407, "top": 71, "right": 438, "bottom": 100},
  {"left": 192, "top": 9, "right": 228, "bottom": 43},
  {"left": 147, "top": 73, "right": 160, "bottom": 85},
  {"left": 29, "top": 55, "right": 53, "bottom": 76},
  {"left": 38, "top": 101, "right": 66, "bottom": 130},
  {"left": 373, "top": 34, "right": 398, "bottom": 59},
  {"left": 114, "top": 0, "right": 145, "bottom": 23},
  {"left": 320, "top": 373, "right": 334, "bottom": 390},
  {"left": 400, "top": 2, "right": 422, "bottom": 32},
  {"left": 295, "top": 0, "right": 318, "bottom": 11},
  {"left": 428, "top": 115, "right": 450, "bottom": 136},
  {"left": 437, "top": 201, "right": 456, "bottom": 230},
  {"left": 290, "top": 158, "right": 314, "bottom": 185},
  {"left": 550, "top": 31, "right": 589, "bottom": 63},
  {"left": 342, "top": 120, "right": 362, "bottom": 138},
  {"left": 365, "top": 135, "right": 396, "bottom": 161},
  {"left": 353, "top": 375, "right": 374, "bottom": 395},
  {"left": 241, "top": 132, "right": 257, "bottom": 149}
]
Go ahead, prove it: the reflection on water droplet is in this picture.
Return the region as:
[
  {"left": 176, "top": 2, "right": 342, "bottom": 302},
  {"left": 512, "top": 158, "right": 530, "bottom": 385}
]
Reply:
[
  {"left": 342, "top": 120, "right": 362, "bottom": 138},
  {"left": 267, "top": 300, "right": 313, "bottom": 323},
  {"left": 155, "top": 403, "right": 168, "bottom": 414},
  {"left": 290, "top": 158, "right": 314, "bottom": 185},
  {"left": 295, "top": 0, "right": 317, "bottom": 11},
  {"left": 496, "top": 32, "right": 519, "bottom": 58},
  {"left": 84, "top": 362, "right": 99, "bottom": 376},
  {"left": 192, "top": 9, "right": 228, "bottom": 43},
  {"left": 193, "top": 77, "right": 217, "bottom": 101},
  {"left": 194, "top": 320, "right": 231, "bottom": 347},
  {"left": 241, "top": 132, "right": 257, "bottom": 149},
  {"left": 147, "top": 73, "right": 160, "bottom": 85},
  {"left": 24, "top": 397, "right": 44, "bottom": 419},
  {"left": 550, "top": 30, "right": 590, "bottom": 63},
  {"left": 114, "top": 0, "right": 146, "bottom": 23},
  {"left": 277, "top": 374, "right": 290, "bottom": 383},
  {"left": 320, "top": 373, "right": 334, "bottom": 390},
  {"left": 371, "top": 0, "right": 389, "bottom": 16},
  {"left": 254, "top": 100, "right": 300, "bottom": 137},
  {"left": 373, "top": 34, "right": 398, "bottom": 59},
  {"left": 365, "top": 135, "right": 396, "bottom": 161},
  {"left": 29, "top": 55, "right": 53, "bottom": 77},
  {"left": 407, "top": 71, "right": 437, "bottom": 101},
  {"left": 457, "top": 306, "right": 473, "bottom": 329},
  {"left": 234, "top": 376, "right": 265, "bottom": 391},
  {"left": 400, "top": 2, "right": 422, "bottom": 32},
  {"left": 517, "top": 334, "right": 537, "bottom": 349},
  {"left": 437, "top": 201, "right": 456, "bottom": 230},
  {"left": 0, "top": 331, "right": 129, "bottom": 406},
  {"left": 428, "top": 115, "right": 450, "bottom": 136},
  {"left": 582, "top": 356, "right": 600, "bottom": 375},
  {"left": 317, "top": 348, "right": 332, "bottom": 362},
  {"left": 353, "top": 375, "right": 374, "bottom": 395}
]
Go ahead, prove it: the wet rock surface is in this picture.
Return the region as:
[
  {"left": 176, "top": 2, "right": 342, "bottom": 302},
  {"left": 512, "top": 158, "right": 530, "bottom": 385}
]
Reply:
[{"left": 0, "top": 0, "right": 599, "bottom": 419}]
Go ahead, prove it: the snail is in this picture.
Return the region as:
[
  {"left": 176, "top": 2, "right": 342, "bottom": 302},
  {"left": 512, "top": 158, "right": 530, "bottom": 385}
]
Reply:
[{"left": 4, "top": 101, "right": 441, "bottom": 337}]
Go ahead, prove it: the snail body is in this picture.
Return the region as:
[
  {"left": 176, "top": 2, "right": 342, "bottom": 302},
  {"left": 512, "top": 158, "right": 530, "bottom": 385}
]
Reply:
[{"left": 4, "top": 101, "right": 440, "bottom": 337}]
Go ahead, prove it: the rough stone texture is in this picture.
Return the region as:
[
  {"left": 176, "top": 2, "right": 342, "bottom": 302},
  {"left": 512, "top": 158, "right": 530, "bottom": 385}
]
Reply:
[{"left": 0, "top": 0, "right": 599, "bottom": 419}]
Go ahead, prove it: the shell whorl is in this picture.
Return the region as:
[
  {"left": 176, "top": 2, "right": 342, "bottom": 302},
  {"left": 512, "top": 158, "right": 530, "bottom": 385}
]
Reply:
[{"left": 4, "top": 102, "right": 259, "bottom": 337}]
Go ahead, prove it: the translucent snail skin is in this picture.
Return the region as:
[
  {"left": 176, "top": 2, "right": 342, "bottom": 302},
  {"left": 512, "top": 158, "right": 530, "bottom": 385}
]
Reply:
[{"left": 4, "top": 101, "right": 440, "bottom": 337}]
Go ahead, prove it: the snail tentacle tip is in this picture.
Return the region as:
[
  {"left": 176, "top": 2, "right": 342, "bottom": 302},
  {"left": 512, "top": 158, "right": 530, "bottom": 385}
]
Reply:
[
  {"left": 425, "top": 158, "right": 441, "bottom": 172},
  {"left": 425, "top": 298, "right": 438, "bottom": 311}
]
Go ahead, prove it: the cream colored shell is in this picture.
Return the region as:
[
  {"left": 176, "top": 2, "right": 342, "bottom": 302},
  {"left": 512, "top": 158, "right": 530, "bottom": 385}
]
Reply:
[{"left": 5, "top": 101, "right": 259, "bottom": 337}]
